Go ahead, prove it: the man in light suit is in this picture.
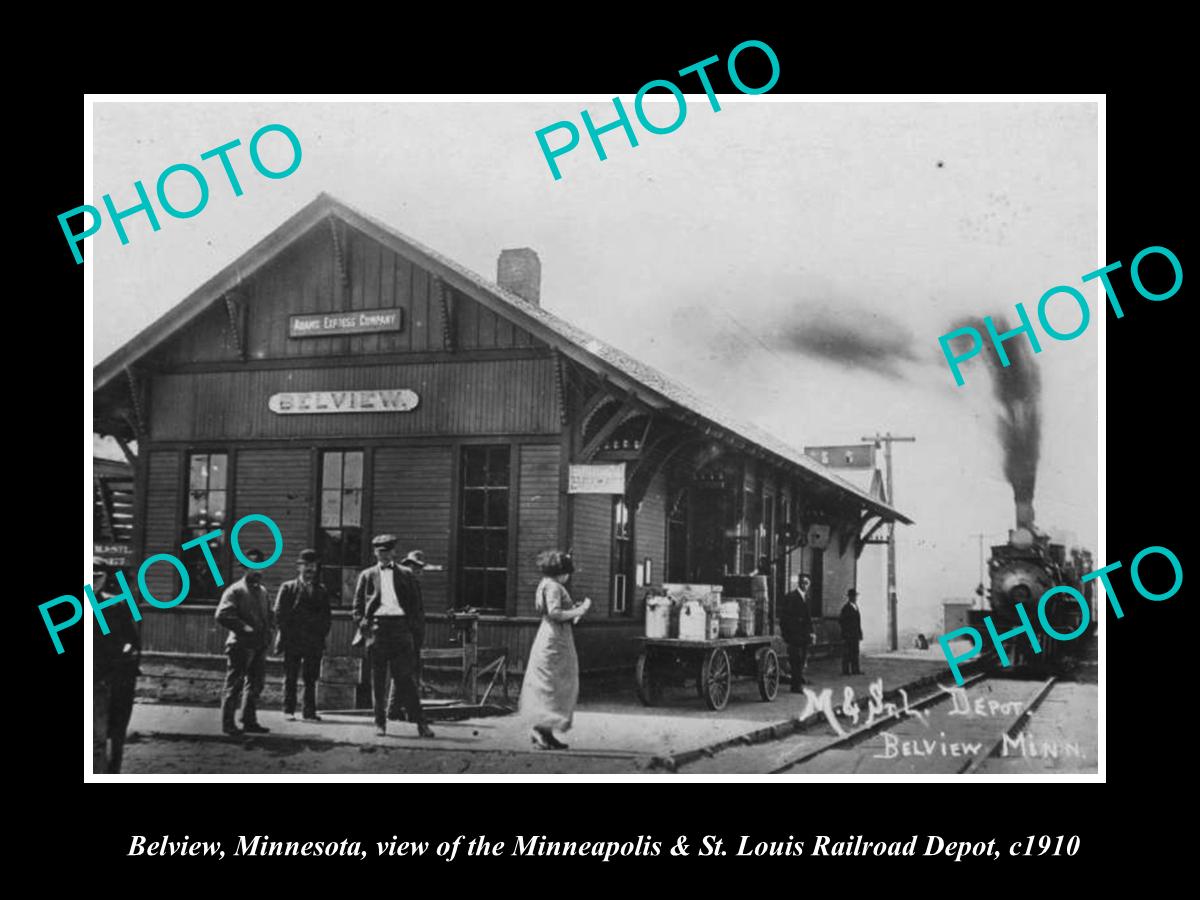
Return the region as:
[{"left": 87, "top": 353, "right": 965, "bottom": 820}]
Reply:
[
  {"left": 215, "top": 548, "right": 274, "bottom": 736},
  {"left": 354, "top": 534, "right": 434, "bottom": 738}
]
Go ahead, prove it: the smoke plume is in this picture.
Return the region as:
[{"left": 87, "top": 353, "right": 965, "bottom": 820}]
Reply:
[
  {"left": 775, "top": 306, "right": 919, "bottom": 377},
  {"left": 959, "top": 315, "right": 1042, "bottom": 524}
]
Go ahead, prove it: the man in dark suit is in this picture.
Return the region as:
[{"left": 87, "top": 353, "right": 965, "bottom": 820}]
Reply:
[
  {"left": 215, "top": 548, "right": 274, "bottom": 736},
  {"left": 388, "top": 549, "right": 429, "bottom": 722},
  {"left": 354, "top": 535, "right": 434, "bottom": 738},
  {"left": 779, "top": 573, "right": 815, "bottom": 692},
  {"left": 274, "top": 548, "right": 333, "bottom": 722},
  {"left": 91, "top": 557, "right": 141, "bottom": 773},
  {"left": 839, "top": 588, "right": 863, "bottom": 675}
]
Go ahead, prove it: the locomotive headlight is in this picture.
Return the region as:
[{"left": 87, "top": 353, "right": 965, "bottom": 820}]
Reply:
[{"left": 1010, "top": 583, "right": 1032, "bottom": 604}]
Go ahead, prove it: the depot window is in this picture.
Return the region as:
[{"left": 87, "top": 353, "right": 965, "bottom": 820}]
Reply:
[
  {"left": 458, "top": 445, "right": 510, "bottom": 613},
  {"left": 318, "top": 450, "right": 364, "bottom": 607},
  {"left": 612, "top": 498, "right": 634, "bottom": 615},
  {"left": 181, "top": 451, "right": 229, "bottom": 601}
]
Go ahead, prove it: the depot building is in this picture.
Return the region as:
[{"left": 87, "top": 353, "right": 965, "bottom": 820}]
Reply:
[{"left": 92, "top": 193, "right": 911, "bottom": 676}]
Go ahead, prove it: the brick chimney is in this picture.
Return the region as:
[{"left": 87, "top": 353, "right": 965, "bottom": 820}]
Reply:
[{"left": 497, "top": 248, "right": 541, "bottom": 306}]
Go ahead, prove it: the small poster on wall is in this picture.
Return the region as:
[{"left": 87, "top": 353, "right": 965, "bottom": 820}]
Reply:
[{"left": 567, "top": 463, "right": 626, "bottom": 494}]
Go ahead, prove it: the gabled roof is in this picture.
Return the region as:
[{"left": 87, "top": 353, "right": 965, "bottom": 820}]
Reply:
[{"left": 94, "top": 193, "right": 912, "bottom": 525}]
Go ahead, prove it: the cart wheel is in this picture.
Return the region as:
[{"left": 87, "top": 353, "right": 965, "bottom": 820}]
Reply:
[
  {"left": 701, "top": 648, "right": 731, "bottom": 711},
  {"left": 755, "top": 647, "right": 780, "bottom": 701},
  {"left": 634, "top": 652, "right": 659, "bottom": 706}
]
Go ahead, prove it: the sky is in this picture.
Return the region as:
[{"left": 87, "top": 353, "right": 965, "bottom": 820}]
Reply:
[{"left": 91, "top": 99, "right": 1099, "bottom": 636}]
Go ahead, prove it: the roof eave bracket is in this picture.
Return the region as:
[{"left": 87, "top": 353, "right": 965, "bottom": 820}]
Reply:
[
  {"left": 329, "top": 216, "right": 350, "bottom": 288},
  {"left": 223, "top": 293, "right": 247, "bottom": 361}
]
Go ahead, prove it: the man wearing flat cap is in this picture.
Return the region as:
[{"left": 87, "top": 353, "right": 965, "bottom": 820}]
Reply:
[
  {"left": 274, "top": 549, "right": 333, "bottom": 722},
  {"left": 215, "top": 548, "right": 274, "bottom": 736},
  {"left": 354, "top": 535, "right": 434, "bottom": 738},
  {"left": 388, "top": 550, "right": 428, "bottom": 721}
]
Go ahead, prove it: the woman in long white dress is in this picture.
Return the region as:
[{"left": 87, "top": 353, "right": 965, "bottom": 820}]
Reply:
[{"left": 519, "top": 550, "right": 591, "bottom": 750}]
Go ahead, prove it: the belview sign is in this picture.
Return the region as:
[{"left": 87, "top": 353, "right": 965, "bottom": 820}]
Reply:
[{"left": 268, "top": 389, "right": 419, "bottom": 414}]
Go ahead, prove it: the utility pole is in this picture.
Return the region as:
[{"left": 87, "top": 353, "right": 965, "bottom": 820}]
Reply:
[
  {"left": 862, "top": 432, "right": 916, "bottom": 651},
  {"left": 970, "top": 532, "right": 987, "bottom": 609}
]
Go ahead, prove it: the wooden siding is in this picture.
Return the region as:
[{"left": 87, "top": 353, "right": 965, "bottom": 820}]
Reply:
[
  {"left": 822, "top": 536, "right": 857, "bottom": 619},
  {"left": 141, "top": 450, "right": 181, "bottom": 602},
  {"left": 635, "top": 467, "right": 668, "bottom": 607},
  {"left": 148, "top": 357, "right": 561, "bottom": 441},
  {"left": 373, "top": 446, "right": 453, "bottom": 610},
  {"left": 141, "top": 604, "right": 228, "bottom": 655},
  {"left": 233, "top": 449, "right": 314, "bottom": 600},
  {"left": 515, "top": 444, "right": 561, "bottom": 617},
  {"left": 148, "top": 224, "right": 544, "bottom": 365},
  {"left": 571, "top": 493, "right": 611, "bottom": 615},
  {"left": 140, "top": 607, "right": 642, "bottom": 674}
]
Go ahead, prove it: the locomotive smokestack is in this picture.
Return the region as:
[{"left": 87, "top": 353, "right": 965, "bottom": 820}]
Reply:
[{"left": 1015, "top": 499, "right": 1035, "bottom": 531}]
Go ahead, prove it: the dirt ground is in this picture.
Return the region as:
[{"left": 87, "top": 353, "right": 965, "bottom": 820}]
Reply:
[{"left": 121, "top": 733, "right": 654, "bottom": 775}]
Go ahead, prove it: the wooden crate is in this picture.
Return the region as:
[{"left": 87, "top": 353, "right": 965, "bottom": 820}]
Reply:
[
  {"left": 318, "top": 682, "right": 359, "bottom": 710},
  {"left": 321, "top": 656, "right": 362, "bottom": 684}
]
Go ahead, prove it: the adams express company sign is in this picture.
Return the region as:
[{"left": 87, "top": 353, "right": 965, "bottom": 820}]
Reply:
[
  {"left": 268, "top": 389, "right": 419, "bottom": 414},
  {"left": 289, "top": 308, "right": 403, "bottom": 338}
]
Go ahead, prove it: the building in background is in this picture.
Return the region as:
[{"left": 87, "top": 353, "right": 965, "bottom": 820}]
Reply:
[
  {"left": 803, "top": 445, "right": 889, "bottom": 650},
  {"left": 92, "top": 194, "right": 911, "bottom": 684},
  {"left": 94, "top": 438, "right": 135, "bottom": 566},
  {"left": 943, "top": 599, "right": 975, "bottom": 637}
]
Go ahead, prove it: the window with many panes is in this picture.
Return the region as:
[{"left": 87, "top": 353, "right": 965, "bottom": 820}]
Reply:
[
  {"left": 612, "top": 498, "right": 632, "bottom": 614},
  {"left": 458, "top": 446, "right": 510, "bottom": 613},
  {"left": 318, "top": 450, "right": 364, "bottom": 607},
  {"left": 667, "top": 490, "right": 689, "bottom": 583},
  {"left": 182, "top": 452, "right": 229, "bottom": 601},
  {"left": 742, "top": 485, "right": 759, "bottom": 575}
]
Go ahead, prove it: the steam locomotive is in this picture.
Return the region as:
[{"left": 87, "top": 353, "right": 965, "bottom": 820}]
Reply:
[{"left": 987, "top": 516, "right": 1095, "bottom": 670}]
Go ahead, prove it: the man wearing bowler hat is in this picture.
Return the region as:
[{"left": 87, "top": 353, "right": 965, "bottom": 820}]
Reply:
[
  {"left": 274, "top": 548, "right": 333, "bottom": 722},
  {"left": 839, "top": 588, "right": 864, "bottom": 676},
  {"left": 215, "top": 548, "right": 274, "bottom": 736},
  {"left": 779, "top": 573, "right": 816, "bottom": 692},
  {"left": 354, "top": 535, "right": 434, "bottom": 738}
]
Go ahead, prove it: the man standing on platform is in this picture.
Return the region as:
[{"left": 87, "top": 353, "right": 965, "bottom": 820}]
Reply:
[
  {"left": 839, "top": 588, "right": 863, "bottom": 676},
  {"left": 215, "top": 548, "right": 274, "bottom": 736},
  {"left": 274, "top": 548, "right": 333, "bottom": 722},
  {"left": 779, "top": 573, "right": 815, "bottom": 692},
  {"left": 354, "top": 535, "right": 434, "bottom": 739},
  {"left": 91, "top": 557, "right": 141, "bottom": 772},
  {"left": 388, "top": 549, "right": 428, "bottom": 722}
]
